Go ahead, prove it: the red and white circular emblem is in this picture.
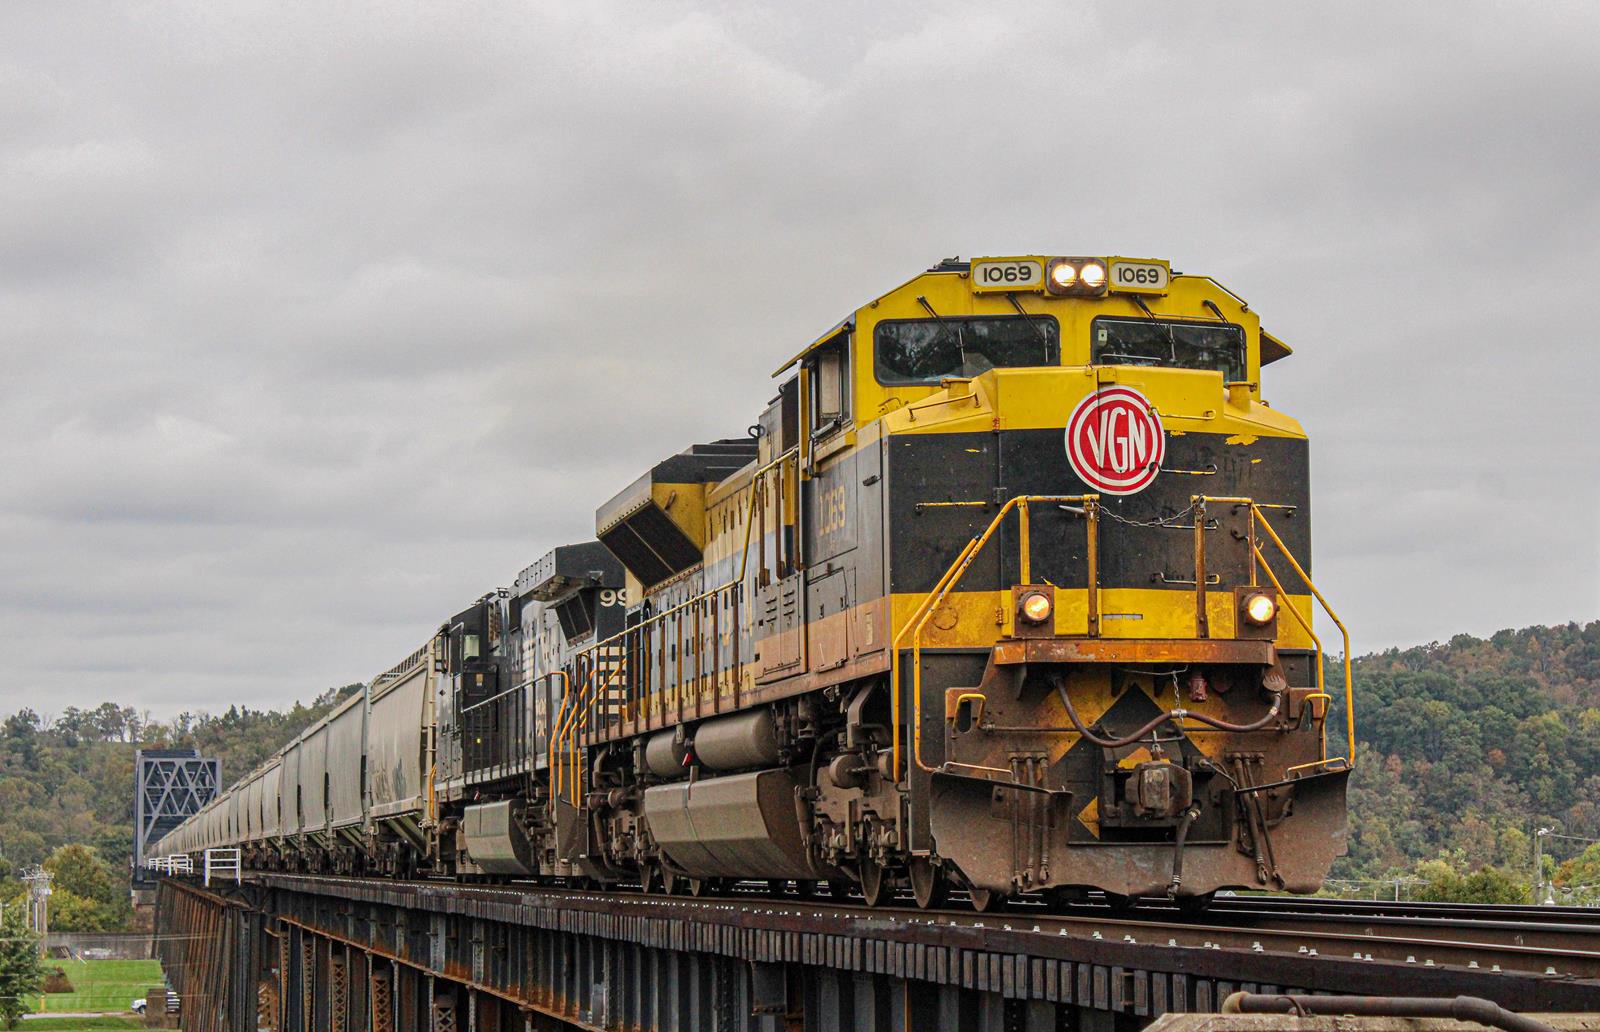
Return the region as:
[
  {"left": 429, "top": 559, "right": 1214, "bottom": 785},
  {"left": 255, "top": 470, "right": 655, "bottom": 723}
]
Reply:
[{"left": 1064, "top": 386, "right": 1165, "bottom": 496}]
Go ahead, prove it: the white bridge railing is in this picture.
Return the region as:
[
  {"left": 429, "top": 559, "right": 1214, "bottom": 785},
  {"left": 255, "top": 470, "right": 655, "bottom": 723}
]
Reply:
[
  {"left": 202, "top": 848, "right": 241, "bottom": 887},
  {"left": 144, "top": 855, "right": 194, "bottom": 876}
]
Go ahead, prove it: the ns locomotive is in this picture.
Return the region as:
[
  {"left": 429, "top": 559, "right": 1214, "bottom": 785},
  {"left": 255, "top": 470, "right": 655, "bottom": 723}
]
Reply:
[{"left": 156, "top": 254, "right": 1355, "bottom": 910}]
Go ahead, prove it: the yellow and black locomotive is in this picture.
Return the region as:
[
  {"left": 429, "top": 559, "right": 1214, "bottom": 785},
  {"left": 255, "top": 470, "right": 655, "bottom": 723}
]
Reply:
[{"left": 157, "top": 254, "right": 1354, "bottom": 911}]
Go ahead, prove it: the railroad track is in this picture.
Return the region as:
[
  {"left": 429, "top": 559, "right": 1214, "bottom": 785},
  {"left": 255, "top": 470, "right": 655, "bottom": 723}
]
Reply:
[
  {"left": 1058, "top": 894, "right": 1600, "bottom": 968},
  {"left": 246, "top": 873, "right": 1600, "bottom": 989}
]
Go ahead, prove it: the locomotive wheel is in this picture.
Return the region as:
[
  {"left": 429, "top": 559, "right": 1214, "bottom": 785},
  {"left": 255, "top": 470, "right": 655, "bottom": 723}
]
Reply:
[
  {"left": 968, "top": 886, "right": 1006, "bottom": 913},
  {"left": 909, "top": 859, "right": 947, "bottom": 911},
  {"left": 858, "top": 859, "right": 889, "bottom": 908},
  {"left": 641, "top": 864, "right": 664, "bottom": 895},
  {"left": 661, "top": 868, "right": 682, "bottom": 896},
  {"left": 687, "top": 877, "right": 715, "bottom": 898}
]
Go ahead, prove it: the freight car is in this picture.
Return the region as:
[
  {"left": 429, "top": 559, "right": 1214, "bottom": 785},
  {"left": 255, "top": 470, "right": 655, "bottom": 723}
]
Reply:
[{"left": 155, "top": 254, "right": 1355, "bottom": 911}]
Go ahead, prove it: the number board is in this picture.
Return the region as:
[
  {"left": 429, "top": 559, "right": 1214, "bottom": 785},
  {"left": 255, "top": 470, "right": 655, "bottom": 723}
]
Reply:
[
  {"left": 971, "top": 258, "right": 1044, "bottom": 293},
  {"left": 1107, "top": 258, "right": 1171, "bottom": 294}
]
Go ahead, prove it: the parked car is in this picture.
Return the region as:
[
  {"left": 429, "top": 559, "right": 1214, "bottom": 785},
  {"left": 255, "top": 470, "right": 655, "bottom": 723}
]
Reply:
[{"left": 131, "top": 989, "right": 180, "bottom": 1014}]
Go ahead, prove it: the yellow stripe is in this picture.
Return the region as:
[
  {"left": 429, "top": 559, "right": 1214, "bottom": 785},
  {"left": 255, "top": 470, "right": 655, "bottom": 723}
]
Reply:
[{"left": 891, "top": 588, "right": 1315, "bottom": 650}]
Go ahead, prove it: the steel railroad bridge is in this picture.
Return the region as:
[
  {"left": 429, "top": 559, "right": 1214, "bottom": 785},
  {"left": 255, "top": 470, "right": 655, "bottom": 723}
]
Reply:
[{"left": 153, "top": 870, "right": 1599, "bottom": 1032}]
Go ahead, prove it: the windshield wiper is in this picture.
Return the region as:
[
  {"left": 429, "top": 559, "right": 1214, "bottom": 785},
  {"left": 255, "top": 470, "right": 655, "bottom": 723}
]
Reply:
[
  {"left": 1132, "top": 296, "right": 1180, "bottom": 364},
  {"left": 1005, "top": 293, "right": 1054, "bottom": 354},
  {"left": 916, "top": 296, "right": 967, "bottom": 375}
]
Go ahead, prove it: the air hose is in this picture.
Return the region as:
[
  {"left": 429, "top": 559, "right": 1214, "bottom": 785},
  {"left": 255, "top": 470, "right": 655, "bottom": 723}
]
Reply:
[{"left": 1052, "top": 675, "right": 1283, "bottom": 750}]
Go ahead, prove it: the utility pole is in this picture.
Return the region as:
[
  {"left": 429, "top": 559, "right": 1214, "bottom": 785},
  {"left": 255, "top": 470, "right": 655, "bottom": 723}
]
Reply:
[
  {"left": 1537, "top": 829, "right": 1600, "bottom": 905},
  {"left": 20, "top": 865, "right": 52, "bottom": 955},
  {"left": 1535, "top": 827, "right": 1552, "bottom": 905}
]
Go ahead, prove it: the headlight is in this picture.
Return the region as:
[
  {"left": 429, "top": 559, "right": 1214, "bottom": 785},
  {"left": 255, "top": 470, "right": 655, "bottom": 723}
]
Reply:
[
  {"left": 1019, "top": 591, "right": 1053, "bottom": 624},
  {"left": 1242, "top": 592, "right": 1277, "bottom": 625},
  {"left": 1044, "top": 257, "right": 1110, "bottom": 297}
]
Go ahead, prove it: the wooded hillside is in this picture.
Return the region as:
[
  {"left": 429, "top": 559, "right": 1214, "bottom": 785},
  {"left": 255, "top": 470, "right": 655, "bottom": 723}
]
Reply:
[{"left": 1334, "top": 621, "right": 1600, "bottom": 898}]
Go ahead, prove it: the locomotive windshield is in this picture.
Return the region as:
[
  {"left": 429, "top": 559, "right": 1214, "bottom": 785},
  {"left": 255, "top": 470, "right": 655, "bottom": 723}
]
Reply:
[
  {"left": 875, "top": 315, "right": 1059, "bottom": 384},
  {"left": 1091, "top": 317, "right": 1246, "bottom": 381}
]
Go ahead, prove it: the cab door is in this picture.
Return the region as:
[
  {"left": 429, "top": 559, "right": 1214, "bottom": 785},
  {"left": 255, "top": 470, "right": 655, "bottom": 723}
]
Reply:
[{"left": 802, "top": 333, "right": 856, "bottom": 674}]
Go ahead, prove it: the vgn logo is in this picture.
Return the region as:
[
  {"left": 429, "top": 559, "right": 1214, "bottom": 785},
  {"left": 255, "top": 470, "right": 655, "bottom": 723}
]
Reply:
[{"left": 1064, "top": 385, "right": 1165, "bottom": 496}]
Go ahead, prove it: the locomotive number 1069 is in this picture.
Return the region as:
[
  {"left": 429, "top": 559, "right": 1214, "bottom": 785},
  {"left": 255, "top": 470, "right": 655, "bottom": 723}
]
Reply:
[
  {"left": 972, "top": 257, "right": 1171, "bottom": 295},
  {"left": 970, "top": 259, "right": 1042, "bottom": 291},
  {"left": 1107, "top": 259, "right": 1170, "bottom": 292}
]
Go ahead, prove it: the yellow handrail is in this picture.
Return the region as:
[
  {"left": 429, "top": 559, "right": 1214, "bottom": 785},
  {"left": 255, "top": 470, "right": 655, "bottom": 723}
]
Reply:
[
  {"left": 1252, "top": 506, "right": 1356, "bottom": 765},
  {"left": 891, "top": 492, "right": 1356, "bottom": 784},
  {"left": 1201, "top": 494, "right": 1355, "bottom": 766},
  {"left": 890, "top": 533, "right": 980, "bottom": 778},
  {"left": 550, "top": 666, "right": 588, "bottom": 805},
  {"left": 564, "top": 662, "right": 626, "bottom": 805},
  {"left": 1252, "top": 542, "right": 1328, "bottom": 759},
  {"left": 890, "top": 495, "right": 1099, "bottom": 780},
  {"left": 555, "top": 661, "right": 620, "bottom": 804},
  {"left": 550, "top": 448, "right": 795, "bottom": 807}
]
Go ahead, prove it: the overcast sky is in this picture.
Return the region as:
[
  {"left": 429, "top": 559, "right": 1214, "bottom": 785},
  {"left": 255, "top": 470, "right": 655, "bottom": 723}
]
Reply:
[{"left": 3, "top": 1, "right": 1597, "bottom": 718}]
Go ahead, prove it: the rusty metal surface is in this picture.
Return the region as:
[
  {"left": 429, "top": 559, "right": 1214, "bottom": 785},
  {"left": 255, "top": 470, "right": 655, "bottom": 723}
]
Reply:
[
  {"left": 991, "top": 638, "right": 1275, "bottom": 666},
  {"left": 249, "top": 874, "right": 1600, "bottom": 1012},
  {"left": 939, "top": 645, "right": 1344, "bottom": 898}
]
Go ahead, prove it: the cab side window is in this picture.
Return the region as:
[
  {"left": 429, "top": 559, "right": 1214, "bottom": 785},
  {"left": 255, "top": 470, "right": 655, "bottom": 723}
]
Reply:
[{"left": 810, "top": 338, "right": 849, "bottom": 438}]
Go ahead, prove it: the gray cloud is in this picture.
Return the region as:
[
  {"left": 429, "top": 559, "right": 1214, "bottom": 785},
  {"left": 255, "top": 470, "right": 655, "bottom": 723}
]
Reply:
[{"left": 3, "top": 0, "right": 1597, "bottom": 716}]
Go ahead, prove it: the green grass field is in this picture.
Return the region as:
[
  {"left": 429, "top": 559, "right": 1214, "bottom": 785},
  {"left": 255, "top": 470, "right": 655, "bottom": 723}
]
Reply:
[
  {"left": 33, "top": 957, "right": 165, "bottom": 1015},
  {"left": 17, "top": 1018, "right": 144, "bottom": 1029}
]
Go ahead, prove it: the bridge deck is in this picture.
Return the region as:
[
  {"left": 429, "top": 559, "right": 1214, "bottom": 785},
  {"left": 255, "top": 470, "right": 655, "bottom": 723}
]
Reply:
[{"left": 154, "top": 874, "right": 1600, "bottom": 1032}]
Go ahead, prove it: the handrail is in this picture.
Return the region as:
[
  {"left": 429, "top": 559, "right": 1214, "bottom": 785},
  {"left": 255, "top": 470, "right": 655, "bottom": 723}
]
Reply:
[
  {"left": 563, "top": 662, "right": 625, "bottom": 805},
  {"left": 460, "top": 683, "right": 525, "bottom": 714},
  {"left": 1198, "top": 495, "right": 1355, "bottom": 766},
  {"left": 891, "top": 495, "right": 1100, "bottom": 779},
  {"left": 550, "top": 448, "right": 797, "bottom": 795},
  {"left": 892, "top": 492, "right": 1355, "bottom": 784},
  {"left": 1251, "top": 542, "right": 1328, "bottom": 757},
  {"left": 554, "top": 660, "right": 618, "bottom": 803},
  {"left": 550, "top": 585, "right": 733, "bottom": 795},
  {"left": 1251, "top": 506, "right": 1356, "bottom": 765},
  {"left": 504, "top": 670, "right": 560, "bottom": 805}
]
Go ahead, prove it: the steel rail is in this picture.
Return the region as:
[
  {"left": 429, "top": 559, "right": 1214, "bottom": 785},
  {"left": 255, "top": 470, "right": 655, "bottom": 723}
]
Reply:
[
  {"left": 1099, "top": 898, "right": 1600, "bottom": 958},
  {"left": 1208, "top": 895, "right": 1600, "bottom": 925},
  {"left": 238, "top": 873, "right": 1600, "bottom": 984}
]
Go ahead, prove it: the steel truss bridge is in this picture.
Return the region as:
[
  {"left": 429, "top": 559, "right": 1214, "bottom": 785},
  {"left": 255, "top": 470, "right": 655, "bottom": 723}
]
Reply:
[{"left": 153, "top": 873, "right": 1599, "bottom": 1032}]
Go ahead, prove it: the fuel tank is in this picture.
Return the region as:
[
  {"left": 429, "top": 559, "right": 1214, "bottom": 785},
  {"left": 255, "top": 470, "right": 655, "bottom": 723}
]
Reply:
[{"left": 642, "top": 768, "right": 815, "bottom": 879}]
